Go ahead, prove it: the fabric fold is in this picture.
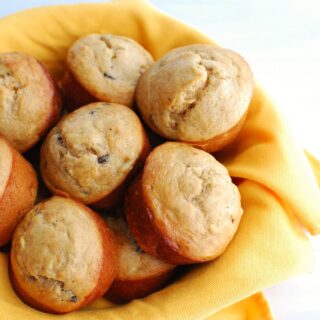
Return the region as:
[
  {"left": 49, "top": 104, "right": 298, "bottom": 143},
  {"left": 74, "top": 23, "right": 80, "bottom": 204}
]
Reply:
[{"left": 217, "top": 88, "right": 320, "bottom": 235}]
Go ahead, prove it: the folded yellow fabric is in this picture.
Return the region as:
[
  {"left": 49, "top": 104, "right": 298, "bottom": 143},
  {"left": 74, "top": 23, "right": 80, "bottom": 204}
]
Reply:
[
  {"left": 207, "top": 293, "right": 273, "bottom": 320},
  {"left": 0, "top": 1, "right": 319, "bottom": 319},
  {"left": 306, "top": 152, "right": 320, "bottom": 187}
]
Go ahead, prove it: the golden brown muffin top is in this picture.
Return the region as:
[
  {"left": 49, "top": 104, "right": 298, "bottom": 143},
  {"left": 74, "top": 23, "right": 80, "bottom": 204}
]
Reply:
[
  {"left": 107, "top": 215, "right": 174, "bottom": 280},
  {"left": 11, "top": 196, "right": 104, "bottom": 311},
  {"left": 0, "top": 52, "right": 60, "bottom": 152},
  {"left": 142, "top": 142, "right": 243, "bottom": 261},
  {"left": 67, "top": 34, "right": 154, "bottom": 106},
  {"left": 136, "top": 44, "right": 253, "bottom": 141},
  {"left": 41, "top": 102, "right": 146, "bottom": 204}
]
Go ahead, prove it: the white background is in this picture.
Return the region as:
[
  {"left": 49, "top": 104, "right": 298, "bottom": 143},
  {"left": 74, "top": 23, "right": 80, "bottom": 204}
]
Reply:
[{"left": 1, "top": 1, "right": 320, "bottom": 319}]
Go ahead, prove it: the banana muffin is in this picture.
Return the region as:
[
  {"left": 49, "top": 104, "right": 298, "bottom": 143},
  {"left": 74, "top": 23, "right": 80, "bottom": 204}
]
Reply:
[
  {"left": 0, "top": 135, "right": 38, "bottom": 246},
  {"left": 106, "top": 214, "right": 175, "bottom": 303},
  {"left": 0, "top": 52, "right": 61, "bottom": 153},
  {"left": 135, "top": 44, "right": 253, "bottom": 152},
  {"left": 40, "top": 102, "right": 150, "bottom": 207},
  {"left": 61, "top": 34, "right": 154, "bottom": 110},
  {"left": 125, "top": 142, "right": 243, "bottom": 265},
  {"left": 10, "top": 196, "right": 118, "bottom": 314}
]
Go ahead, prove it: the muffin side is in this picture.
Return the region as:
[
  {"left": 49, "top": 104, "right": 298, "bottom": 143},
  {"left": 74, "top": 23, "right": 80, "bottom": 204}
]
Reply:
[
  {"left": 0, "top": 136, "right": 38, "bottom": 246},
  {"left": 106, "top": 215, "right": 175, "bottom": 303}
]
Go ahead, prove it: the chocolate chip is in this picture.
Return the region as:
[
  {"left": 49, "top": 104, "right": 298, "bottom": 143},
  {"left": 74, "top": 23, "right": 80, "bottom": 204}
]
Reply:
[
  {"left": 97, "top": 154, "right": 110, "bottom": 164},
  {"left": 56, "top": 134, "right": 63, "bottom": 145},
  {"left": 103, "top": 72, "right": 115, "bottom": 80},
  {"left": 70, "top": 295, "right": 78, "bottom": 303},
  {"left": 135, "top": 246, "right": 144, "bottom": 253},
  {"left": 131, "top": 237, "right": 144, "bottom": 253},
  {"left": 189, "top": 102, "right": 196, "bottom": 110},
  {"left": 88, "top": 110, "right": 95, "bottom": 115},
  {"left": 149, "top": 115, "right": 156, "bottom": 126}
]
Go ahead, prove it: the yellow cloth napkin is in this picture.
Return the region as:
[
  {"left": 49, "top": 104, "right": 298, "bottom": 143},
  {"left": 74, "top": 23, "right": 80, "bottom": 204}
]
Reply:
[{"left": 0, "top": 1, "right": 319, "bottom": 319}]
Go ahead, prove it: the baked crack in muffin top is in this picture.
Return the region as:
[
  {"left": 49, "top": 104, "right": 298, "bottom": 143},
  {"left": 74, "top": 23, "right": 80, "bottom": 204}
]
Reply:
[{"left": 136, "top": 44, "right": 253, "bottom": 142}]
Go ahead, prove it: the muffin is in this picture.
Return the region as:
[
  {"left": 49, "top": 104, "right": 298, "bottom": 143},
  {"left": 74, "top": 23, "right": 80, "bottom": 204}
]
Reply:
[
  {"left": 40, "top": 102, "right": 150, "bottom": 207},
  {"left": 61, "top": 34, "right": 154, "bottom": 110},
  {"left": 0, "top": 52, "right": 61, "bottom": 153},
  {"left": 0, "top": 135, "right": 38, "bottom": 246},
  {"left": 125, "top": 142, "right": 243, "bottom": 265},
  {"left": 136, "top": 44, "right": 254, "bottom": 153},
  {"left": 106, "top": 214, "right": 175, "bottom": 303},
  {"left": 10, "top": 196, "right": 118, "bottom": 314}
]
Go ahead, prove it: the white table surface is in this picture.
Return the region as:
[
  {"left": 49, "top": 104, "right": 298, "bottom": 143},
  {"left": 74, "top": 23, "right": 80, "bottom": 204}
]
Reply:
[{"left": 1, "top": 1, "right": 320, "bottom": 319}]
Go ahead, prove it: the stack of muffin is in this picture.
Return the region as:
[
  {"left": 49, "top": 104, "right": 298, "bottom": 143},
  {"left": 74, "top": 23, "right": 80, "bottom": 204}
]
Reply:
[{"left": 0, "top": 34, "right": 253, "bottom": 314}]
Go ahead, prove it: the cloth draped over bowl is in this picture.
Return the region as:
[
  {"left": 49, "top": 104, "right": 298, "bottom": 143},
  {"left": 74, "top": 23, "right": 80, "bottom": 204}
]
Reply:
[{"left": 0, "top": 0, "right": 319, "bottom": 319}]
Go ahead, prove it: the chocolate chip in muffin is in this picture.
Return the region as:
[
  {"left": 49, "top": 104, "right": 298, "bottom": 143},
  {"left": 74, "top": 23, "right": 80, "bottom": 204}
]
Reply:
[
  {"left": 70, "top": 295, "right": 78, "bottom": 303},
  {"left": 103, "top": 72, "right": 116, "bottom": 80},
  {"left": 130, "top": 235, "right": 145, "bottom": 253},
  {"left": 97, "top": 154, "right": 110, "bottom": 164},
  {"left": 56, "top": 134, "right": 63, "bottom": 145},
  {"left": 135, "top": 246, "right": 144, "bottom": 254}
]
